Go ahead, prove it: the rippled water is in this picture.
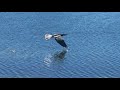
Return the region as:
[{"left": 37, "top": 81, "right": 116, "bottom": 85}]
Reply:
[{"left": 0, "top": 12, "right": 120, "bottom": 78}]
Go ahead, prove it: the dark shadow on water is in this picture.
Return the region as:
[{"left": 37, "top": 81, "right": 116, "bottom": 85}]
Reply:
[
  {"left": 44, "top": 48, "right": 68, "bottom": 67},
  {"left": 53, "top": 49, "right": 67, "bottom": 60}
]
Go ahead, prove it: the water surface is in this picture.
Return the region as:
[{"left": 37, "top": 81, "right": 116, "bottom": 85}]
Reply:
[{"left": 0, "top": 12, "right": 120, "bottom": 78}]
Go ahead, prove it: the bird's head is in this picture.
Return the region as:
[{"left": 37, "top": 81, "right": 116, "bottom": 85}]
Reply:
[{"left": 45, "top": 34, "right": 53, "bottom": 40}]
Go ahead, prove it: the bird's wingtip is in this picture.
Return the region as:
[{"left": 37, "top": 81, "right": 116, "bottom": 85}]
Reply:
[{"left": 63, "top": 47, "right": 69, "bottom": 52}]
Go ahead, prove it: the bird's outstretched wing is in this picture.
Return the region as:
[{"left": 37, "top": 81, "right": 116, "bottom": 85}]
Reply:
[
  {"left": 60, "top": 34, "right": 67, "bottom": 36},
  {"left": 55, "top": 38, "right": 67, "bottom": 48}
]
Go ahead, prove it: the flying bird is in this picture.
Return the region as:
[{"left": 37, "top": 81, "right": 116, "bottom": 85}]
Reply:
[{"left": 45, "top": 33, "right": 68, "bottom": 48}]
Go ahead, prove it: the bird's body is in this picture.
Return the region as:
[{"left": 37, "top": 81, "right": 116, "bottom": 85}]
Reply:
[{"left": 45, "top": 33, "right": 68, "bottom": 48}]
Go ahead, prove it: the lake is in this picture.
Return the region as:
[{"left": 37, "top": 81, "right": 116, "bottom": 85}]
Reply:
[{"left": 0, "top": 12, "right": 120, "bottom": 78}]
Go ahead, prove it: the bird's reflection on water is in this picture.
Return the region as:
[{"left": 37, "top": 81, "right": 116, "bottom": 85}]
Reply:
[
  {"left": 53, "top": 49, "right": 67, "bottom": 60},
  {"left": 44, "top": 49, "right": 68, "bottom": 67}
]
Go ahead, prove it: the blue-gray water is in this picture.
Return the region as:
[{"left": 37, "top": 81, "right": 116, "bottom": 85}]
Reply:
[{"left": 0, "top": 12, "right": 120, "bottom": 78}]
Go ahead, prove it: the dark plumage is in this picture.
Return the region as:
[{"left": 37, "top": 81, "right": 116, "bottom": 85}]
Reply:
[
  {"left": 55, "top": 37, "right": 67, "bottom": 48},
  {"left": 45, "top": 33, "right": 68, "bottom": 48}
]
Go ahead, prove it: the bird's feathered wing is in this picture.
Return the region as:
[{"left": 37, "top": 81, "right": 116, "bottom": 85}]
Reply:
[{"left": 55, "top": 37, "right": 67, "bottom": 48}]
